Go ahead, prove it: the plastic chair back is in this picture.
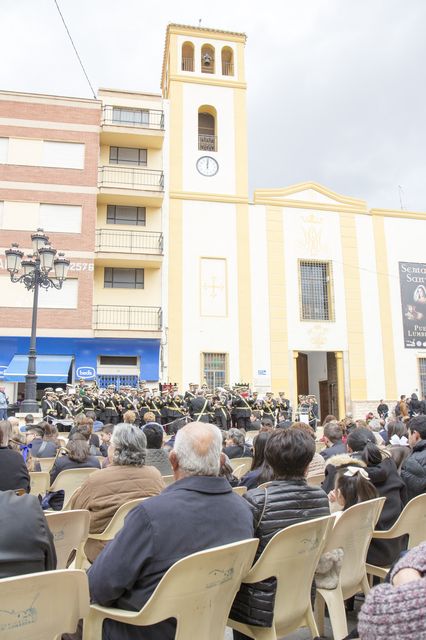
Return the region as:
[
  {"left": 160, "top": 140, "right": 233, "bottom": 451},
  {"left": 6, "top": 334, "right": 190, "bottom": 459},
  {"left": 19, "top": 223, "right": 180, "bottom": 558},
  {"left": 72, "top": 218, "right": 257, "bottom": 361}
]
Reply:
[
  {"left": 0, "top": 569, "right": 89, "bottom": 639},
  {"left": 228, "top": 515, "right": 334, "bottom": 639},
  {"left": 45, "top": 509, "right": 90, "bottom": 569},
  {"left": 162, "top": 474, "right": 175, "bottom": 486},
  {"left": 35, "top": 457, "right": 56, "bottom": 472},
  {"left": 307, "top": 473, "right": 325, "bottom": 486},
  {"left": 229, "top": 457, "right": 252, "bottom": 474},
  {"left": 50, "top": 467, "right": 99, "bottom": 509},
  {"left": 322, "top": 497, "right": 385, "bottom": 599},
  {"left": 233, "top": 486, "right": 248, "bottom": 496},
  {"left": 83, "top": 538, "right": 258, "bottom": 640},
  {"left": 89, "top": 498, "right": 148, "bottom": 542},
  {"left": 373, "top": 493, "right": 426, "bottom": 549},
  {"left": 29, "top": 471, "right": 50, "bottom": 497}
]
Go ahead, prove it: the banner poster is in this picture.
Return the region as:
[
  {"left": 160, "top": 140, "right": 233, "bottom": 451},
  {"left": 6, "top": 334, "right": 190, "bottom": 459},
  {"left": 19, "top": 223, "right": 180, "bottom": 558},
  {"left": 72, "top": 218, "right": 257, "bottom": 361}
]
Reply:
[{"left": 399, "top": 262, "right": 426, "bottom": 348}]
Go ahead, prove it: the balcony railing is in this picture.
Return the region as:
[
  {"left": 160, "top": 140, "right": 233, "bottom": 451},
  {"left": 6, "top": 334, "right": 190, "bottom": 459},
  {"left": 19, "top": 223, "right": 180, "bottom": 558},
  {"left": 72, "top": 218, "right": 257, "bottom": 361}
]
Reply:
[
  {"left": 102, "top": 106, "right": 164, "bottom": 130},
  {"left": 198, "top": 134, "right": 217, "bottom": 152},
  {"left": 98, "top": 166, "right": 164, "bottom": 191},
  {"left": 182, "top": 57, "right": 194, "bottom": 71},
  {"left": 96, "top": 229, "right": 163, "bottom": 254},
  {"left": 93, "top": 305, "right": 162, "bottom": 330}
]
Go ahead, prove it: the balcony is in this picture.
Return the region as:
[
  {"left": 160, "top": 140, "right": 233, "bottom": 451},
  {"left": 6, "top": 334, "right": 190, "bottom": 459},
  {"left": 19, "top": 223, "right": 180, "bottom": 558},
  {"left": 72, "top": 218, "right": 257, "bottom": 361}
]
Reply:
[
  {"left": 198, "top": 134, "right": 217, "bottom": 152},
  {"left": 95, "top": 229, "right": 163, "bottom": 267},
  {"left": 98, "top": 166, "right": 164, "bottom": 206},
  {"left": 101, "top": 106, "right": 165, "bottom": 148},
  {"left": 93, "top": 305, "right": 162, "bottom": 333}
]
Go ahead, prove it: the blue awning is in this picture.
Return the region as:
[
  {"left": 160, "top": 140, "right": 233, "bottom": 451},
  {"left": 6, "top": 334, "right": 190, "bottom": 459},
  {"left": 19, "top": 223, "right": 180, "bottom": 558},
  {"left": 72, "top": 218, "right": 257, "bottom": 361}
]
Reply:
[{"left": 4, "top": 355, "right": 73, "bottom": 383}]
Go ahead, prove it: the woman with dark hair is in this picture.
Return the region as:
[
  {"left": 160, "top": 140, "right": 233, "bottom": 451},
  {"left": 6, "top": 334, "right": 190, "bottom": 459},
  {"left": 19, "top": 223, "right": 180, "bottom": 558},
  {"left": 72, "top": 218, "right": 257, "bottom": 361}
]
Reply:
[
  {"left": 49, "top": 432, "right": 101, "bottom": 484},
  {"left": 238, "top": 431, "right": 271, "bottom": 489},
  {"left": 324, "top": 427, "right": 406, "bottom": 567},
  {"left": 386, "top": 420, "right": 410, "bottom": 471}
]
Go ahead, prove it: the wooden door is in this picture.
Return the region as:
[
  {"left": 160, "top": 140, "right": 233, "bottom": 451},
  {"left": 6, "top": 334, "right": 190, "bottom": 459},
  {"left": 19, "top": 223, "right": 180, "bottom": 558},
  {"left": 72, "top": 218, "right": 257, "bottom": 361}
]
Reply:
[
  {"left": 319, "top": 380, "right": 329, "bottom": 423},
  {"left": 297, "top": 353, "right": 309, "bottom": 396}
]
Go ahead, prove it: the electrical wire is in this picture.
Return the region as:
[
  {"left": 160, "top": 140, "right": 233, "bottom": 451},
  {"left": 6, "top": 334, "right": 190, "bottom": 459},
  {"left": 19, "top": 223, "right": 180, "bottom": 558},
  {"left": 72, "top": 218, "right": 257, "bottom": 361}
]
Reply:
[{"left": 53, "top": 0, "right": 97, "bottom": 99}]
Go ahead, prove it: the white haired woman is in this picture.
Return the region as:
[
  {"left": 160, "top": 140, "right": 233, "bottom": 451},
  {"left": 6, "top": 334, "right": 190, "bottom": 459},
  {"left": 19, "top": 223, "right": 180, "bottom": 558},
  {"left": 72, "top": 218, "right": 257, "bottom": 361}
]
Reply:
[{"left": 70, "top": 423, "right": 165, "bottom": 563}]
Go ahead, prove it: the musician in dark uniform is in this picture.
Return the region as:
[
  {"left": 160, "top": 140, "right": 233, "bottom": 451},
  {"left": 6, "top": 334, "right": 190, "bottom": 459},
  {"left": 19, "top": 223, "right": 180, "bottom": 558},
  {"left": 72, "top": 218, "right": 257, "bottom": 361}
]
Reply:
[
  {"left": 231, "top": 389, "right": 252, "bottom": 431},
  {"left": 189, "top": 389, "right": 212, "bottom": 423}
]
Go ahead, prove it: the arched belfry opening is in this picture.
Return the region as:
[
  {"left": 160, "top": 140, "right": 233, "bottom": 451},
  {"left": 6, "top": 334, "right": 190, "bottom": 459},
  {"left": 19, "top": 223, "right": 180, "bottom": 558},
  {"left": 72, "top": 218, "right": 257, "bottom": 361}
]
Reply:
[
  {"left": 221, "top": 47, "right": 234, "bottom": 76},
  {"left": 182, "top": 41, "right": 194, "bottom": 71},
  {"left": 198, "top": 106, "right": 217, "bottom": 152},
  {"left": 201, "top": 44, "right": 215, "bottom": 74}
]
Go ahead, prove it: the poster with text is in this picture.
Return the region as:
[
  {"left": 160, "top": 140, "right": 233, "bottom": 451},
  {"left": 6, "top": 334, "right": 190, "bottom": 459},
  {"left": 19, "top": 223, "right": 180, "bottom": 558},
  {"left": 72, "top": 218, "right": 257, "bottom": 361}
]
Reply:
[{"left": 399, "top": 262, "right": 426, "bottom": 348}]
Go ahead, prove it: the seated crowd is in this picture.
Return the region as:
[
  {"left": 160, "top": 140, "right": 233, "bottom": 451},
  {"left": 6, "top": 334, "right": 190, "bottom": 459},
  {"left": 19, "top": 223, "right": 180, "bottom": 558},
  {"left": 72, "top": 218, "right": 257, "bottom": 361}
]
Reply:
[{"left": 0, "top": 404, "right": 425, "bottom": 640}]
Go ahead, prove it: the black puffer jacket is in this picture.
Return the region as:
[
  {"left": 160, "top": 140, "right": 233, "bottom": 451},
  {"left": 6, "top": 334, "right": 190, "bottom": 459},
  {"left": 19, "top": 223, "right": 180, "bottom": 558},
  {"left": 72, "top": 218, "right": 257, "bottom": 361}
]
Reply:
[
  {"left": 401, "top": 439, "right": 426, "bottom": 500},
  {"left": 230, "top": 479, "right": 329, "bottom": 627}
]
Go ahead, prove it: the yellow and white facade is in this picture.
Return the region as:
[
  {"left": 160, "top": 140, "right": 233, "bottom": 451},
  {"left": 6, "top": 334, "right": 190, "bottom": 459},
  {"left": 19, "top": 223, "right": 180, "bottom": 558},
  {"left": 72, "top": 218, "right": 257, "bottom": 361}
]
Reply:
[
  {"left": 2, "top": 22, "right": 426, "bottom": 417},
  {"left": 159, "top": 24, "right": 426, "bottom": 418}
]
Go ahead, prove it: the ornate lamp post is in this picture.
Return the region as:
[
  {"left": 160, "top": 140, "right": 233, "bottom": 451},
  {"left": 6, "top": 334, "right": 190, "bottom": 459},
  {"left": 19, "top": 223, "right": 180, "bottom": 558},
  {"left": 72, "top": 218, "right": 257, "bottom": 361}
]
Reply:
[{"left": 5, "top": 229, "right": 70, "bottom": 413}]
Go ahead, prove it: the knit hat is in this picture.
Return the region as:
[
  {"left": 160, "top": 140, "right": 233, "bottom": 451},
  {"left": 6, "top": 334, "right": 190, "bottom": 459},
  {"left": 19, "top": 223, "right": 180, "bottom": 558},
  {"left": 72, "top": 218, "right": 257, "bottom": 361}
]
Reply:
[{"left": 358, "top": 542, "right": 426, "bottom": 639}]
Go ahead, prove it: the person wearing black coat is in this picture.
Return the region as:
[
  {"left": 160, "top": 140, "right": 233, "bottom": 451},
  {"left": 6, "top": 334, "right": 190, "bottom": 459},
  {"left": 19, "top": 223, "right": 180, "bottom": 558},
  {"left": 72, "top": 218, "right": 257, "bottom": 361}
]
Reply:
[
  {"left": 230, "top": 428, "right": 330, "bottom": 638},
  {"left": 0, "top": 420, "right": 30, "bottom": 493},
  {"left": 401, "top": 415, "right": 426, "bottom": 500},
  {"left": 323, "top": 428, "right": 406, "bottom": 567},
  {"left": 0, "top": 490, "right": 56, "bottom": 578}
]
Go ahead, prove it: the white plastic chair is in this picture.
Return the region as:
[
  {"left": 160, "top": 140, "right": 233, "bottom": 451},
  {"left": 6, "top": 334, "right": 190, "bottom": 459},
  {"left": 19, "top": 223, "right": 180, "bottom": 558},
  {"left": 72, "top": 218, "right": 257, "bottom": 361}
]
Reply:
[
  {"left": 315, "top": 497, "right": 385, "bottom": 640},
  {"left": 29, "top": 471, "right": 50, "bottom": 497},
  {"left": 83, "top": 538, "right": 258, "bottom": 640},
  {"left": 228, "top": 515, "right": 334, "bottom": 639},
  {"left": 229, "top": 457, "right": 252, "bottom": 475},
  {"left": 233, "top": 486, "right": 248, "bottom": 496},
  {"left": 0, "top": 569, "right": 89, "bottom": 639},
  {"left": 49, "top": 467, "right": 99, "bottom": 510},
  {"left": 45, "top": 509, "right": 90, "bottom": 569},
  {"left": 307, "top": 473, "right": 325, "bottom": 486},
  {"left": 366, "top": 493, "right": 426, "bottom": 579},
  {"left": 161, "top": 474, "right": 175, "bottom": 486},
  {"left": 35, "top": 457, "right": 57, "bottom": 472}
]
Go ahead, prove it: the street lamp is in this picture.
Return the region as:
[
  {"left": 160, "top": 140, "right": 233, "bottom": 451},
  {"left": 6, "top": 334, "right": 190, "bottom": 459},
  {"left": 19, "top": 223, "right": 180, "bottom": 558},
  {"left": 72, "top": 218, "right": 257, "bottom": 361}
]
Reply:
[{"left": 5, "top": 230, "right": 70, "bottom": 413}]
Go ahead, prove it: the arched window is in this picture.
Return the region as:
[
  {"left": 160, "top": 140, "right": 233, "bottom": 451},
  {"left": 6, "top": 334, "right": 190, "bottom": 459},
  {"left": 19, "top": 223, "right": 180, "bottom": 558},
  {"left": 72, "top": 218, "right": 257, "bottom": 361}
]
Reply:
[
  {"left": 201, "top": 44, "right": 215, "bottom": 74},
  {"left": 221, "top": 47, "right": 234, "bottom": 76},
  {"left": 182, "top": 42, "right": 194, "bottom": 72},
  {"left": 198, "top": 106, "right": 217, "bottom": 151}
]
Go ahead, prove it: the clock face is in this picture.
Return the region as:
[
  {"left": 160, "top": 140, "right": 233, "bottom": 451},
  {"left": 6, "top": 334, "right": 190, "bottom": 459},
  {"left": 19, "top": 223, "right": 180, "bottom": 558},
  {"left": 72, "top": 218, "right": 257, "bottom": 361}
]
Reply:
[{"left": 196, "top": 156, "right": 219, "bottom": 176}]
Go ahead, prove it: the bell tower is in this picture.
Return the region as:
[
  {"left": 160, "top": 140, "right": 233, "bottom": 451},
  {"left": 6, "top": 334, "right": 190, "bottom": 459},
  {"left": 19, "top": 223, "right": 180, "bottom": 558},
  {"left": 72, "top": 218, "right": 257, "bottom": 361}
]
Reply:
[
  {"left": 161, "top": 24, "right": 252, "bottom": 391},
  {"left": 161, "top": 23, "right": 248, "bottom": 199}
]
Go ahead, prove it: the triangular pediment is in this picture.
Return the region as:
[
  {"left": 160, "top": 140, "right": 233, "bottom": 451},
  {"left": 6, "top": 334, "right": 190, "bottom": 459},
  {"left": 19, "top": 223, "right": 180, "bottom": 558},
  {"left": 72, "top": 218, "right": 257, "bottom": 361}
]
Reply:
[{"left": 254, "top": 182, "right": 367, "bottom": 212}]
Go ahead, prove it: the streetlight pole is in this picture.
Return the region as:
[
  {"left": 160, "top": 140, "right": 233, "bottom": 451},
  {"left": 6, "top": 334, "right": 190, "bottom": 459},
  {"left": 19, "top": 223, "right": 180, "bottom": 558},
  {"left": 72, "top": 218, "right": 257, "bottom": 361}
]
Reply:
[{"left": 5, "top": 229, "right": 70, "bottom": 414}]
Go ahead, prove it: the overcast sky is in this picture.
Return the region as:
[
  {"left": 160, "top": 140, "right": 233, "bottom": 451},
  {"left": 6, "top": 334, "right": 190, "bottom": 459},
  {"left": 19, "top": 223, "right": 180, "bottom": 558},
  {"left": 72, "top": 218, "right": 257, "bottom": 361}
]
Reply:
[{"left": 1, "top": 0, "right": 425, "bottom": 210}]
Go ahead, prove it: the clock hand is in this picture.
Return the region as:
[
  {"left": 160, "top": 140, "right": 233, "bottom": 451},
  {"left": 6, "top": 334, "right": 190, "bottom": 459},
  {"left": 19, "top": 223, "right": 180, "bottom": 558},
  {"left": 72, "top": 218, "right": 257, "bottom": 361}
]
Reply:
[{"left": 207, "top": 158, "right": 209, "bottom": 169}]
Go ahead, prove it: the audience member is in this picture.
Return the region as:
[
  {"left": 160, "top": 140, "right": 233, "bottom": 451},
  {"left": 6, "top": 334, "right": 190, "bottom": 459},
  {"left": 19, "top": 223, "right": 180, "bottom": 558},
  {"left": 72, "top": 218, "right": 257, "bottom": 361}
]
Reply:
[
  {"left": 0, "top": 490, "right": 56, "bottom": 578},
  {"left": 358, "top": 542, "right": 426, "bottom": 639},
  {"left": 143, "top": 422, "right": 172, "bottom": 475},
  {"left": 291, "top": 422, "right": 326, "bottom": 477},
  {"left": 223, "top": 428, "right": 253, "bottom": 458},
  {"left": 230, "top": 428, "right": 330, "bottom": 638},
  {"left": 321, "top": 421, "right": 347, "bottom": 460},
  {"left": 238, "top": 431, "right": 271, "bottom": 489},
  {"left": 386, "top": 420, "right": 410, "bottom": 471},
  {"left": 99, "top": 423, "right": 114, "bottom": 457},
  {"left": 87, "top": 422, "right": 254, "bottom": 640},
  {"left": 70, "top": 423, "right": 165, "bottom": 563},
  {"left": 26, "top": 422, "right": 59, "bottom": 457},
  {"left": 49, "top": 432, "right": 101, "bottom": 484},
  {"left": 328, "top": 465, "right": 378, "bottom": 515},
  {"left": 123, "top": 410, "right": 137, "bottom": 425},
  {"left": 401, "top": 415, "right": 426, "bottom": 499},
  {"left": 0, "top": 420, "right": 30, "bottom": 493}
]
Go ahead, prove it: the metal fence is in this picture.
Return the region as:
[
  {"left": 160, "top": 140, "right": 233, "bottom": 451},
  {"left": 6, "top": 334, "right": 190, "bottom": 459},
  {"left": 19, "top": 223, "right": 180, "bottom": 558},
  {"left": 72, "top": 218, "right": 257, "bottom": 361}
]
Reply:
[
  {"left": 198, "top": 134, "right": 217, "bottom": 152},
  {"left": 93, "top": 305, "right": 162, "bottom": 330},
  {"left": 98, "top": 166, "right": 164, "bottom": 191},
  {"left": 96, "top": 229, "right": 163, "bottom": 254},
  {"left": 102, "top": 106, "right": 164, "bottom": 130}
]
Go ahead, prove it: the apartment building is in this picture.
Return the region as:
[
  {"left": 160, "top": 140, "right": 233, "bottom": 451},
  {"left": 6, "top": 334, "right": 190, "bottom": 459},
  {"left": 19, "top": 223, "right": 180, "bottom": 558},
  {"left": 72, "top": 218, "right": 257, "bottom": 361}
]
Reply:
[{"left": 0, "top": 88, "right": 165, "bottom": 400}]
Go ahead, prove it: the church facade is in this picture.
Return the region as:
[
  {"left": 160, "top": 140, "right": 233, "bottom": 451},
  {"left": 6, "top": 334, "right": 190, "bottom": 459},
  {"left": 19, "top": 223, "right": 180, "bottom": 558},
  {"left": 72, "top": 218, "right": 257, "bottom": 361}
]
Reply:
[{"left": 0, "top": 23, "right": 425, "bottom": 418}]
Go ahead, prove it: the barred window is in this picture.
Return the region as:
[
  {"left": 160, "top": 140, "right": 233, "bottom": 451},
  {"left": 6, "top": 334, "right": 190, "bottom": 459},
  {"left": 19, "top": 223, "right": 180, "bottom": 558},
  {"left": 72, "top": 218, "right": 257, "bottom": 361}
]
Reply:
[
  {"left": 106, "top": 205, "right": 146, "bottom": 226},
  {"left": 104, "top": 267, "right": 144, "bottom": 289},
  {"left": 109, "top": 146, "right": 147, "bottom": 166},
  {"left": 419, "top": 359, "right": 426, "bottom": 398},
  {"left": 299, "top": 260, "right": 333, "bottom": 321},
  {"left": 203, "top": 353, "right": 227, "bottom": 390}
]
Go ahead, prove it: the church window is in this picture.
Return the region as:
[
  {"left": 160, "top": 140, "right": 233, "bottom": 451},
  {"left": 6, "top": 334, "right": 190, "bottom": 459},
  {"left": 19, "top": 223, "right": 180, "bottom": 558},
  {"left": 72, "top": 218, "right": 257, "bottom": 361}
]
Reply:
[
  {"left": 198, "top": 107, "right": 217, "bottom": 152},
  {"left": 299, "top": 260, "right": 334, "bottom": 321}
]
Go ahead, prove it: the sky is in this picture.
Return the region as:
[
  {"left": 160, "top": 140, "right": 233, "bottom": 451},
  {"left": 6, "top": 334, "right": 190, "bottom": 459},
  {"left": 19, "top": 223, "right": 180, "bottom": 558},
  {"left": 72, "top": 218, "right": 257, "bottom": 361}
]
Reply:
[{"left": 1, "top": 0, "right": 426, "bottom": 210}]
